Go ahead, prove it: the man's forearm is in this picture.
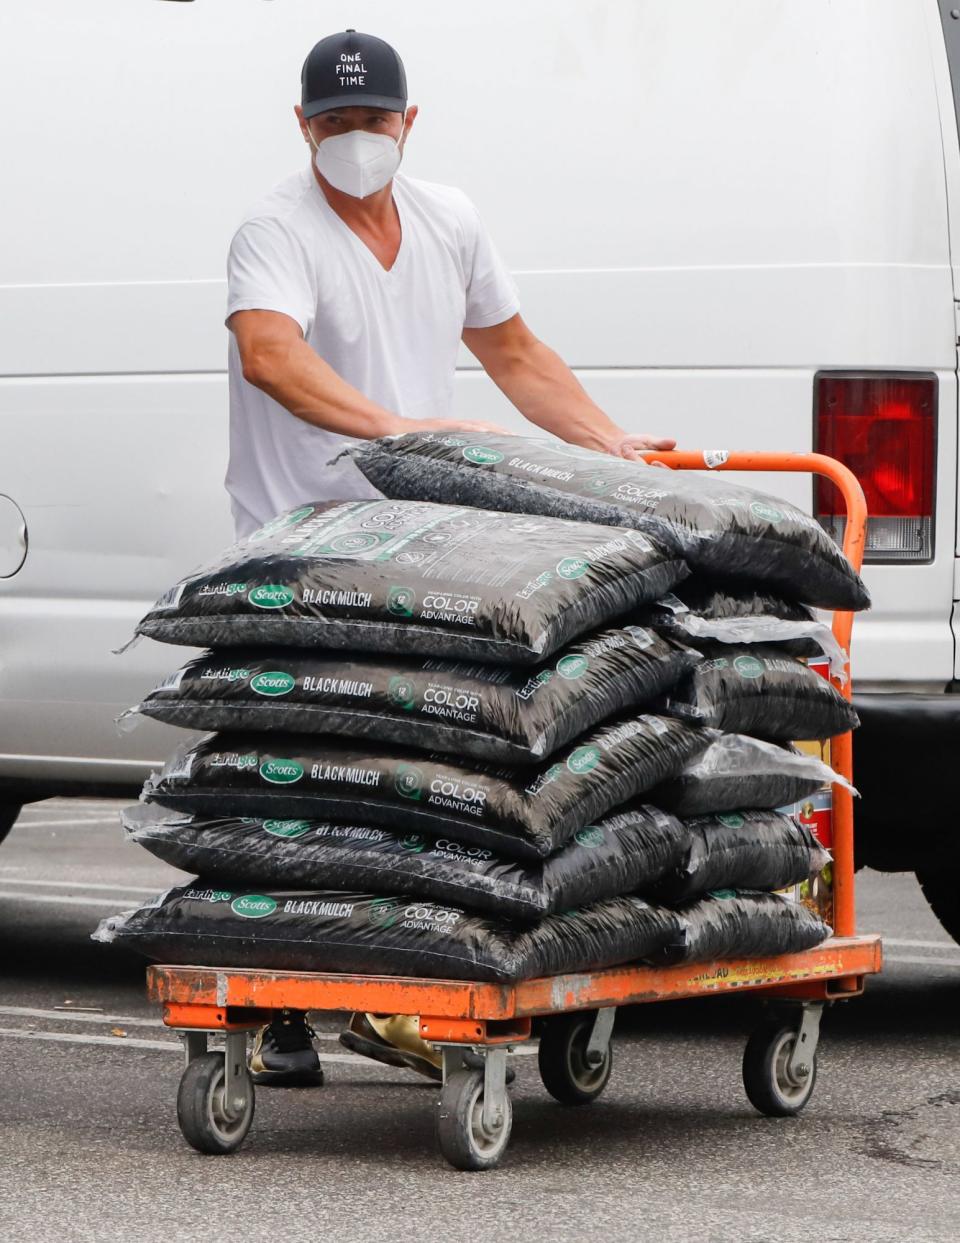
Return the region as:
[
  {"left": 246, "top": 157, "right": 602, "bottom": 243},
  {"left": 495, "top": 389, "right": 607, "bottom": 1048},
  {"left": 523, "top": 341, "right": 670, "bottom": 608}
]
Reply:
[
  {"left": 485, "top": 338, "right": 625, "bottom": 451},
  {"left": 244, "top": 335, "right": 400, "bottom": 439}
]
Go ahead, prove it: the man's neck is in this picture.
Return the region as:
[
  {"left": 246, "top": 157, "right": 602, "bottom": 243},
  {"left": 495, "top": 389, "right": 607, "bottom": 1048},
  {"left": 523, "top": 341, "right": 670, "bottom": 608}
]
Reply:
[{"left": 310, "top": 162, "right": 397, "bottom": 232}]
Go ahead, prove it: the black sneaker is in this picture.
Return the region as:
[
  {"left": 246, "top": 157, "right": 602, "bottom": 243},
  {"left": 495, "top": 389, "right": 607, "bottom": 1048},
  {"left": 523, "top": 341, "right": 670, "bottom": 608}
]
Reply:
[{"left": 249, "top": 1011, "right": 325, "bottom": 1087}]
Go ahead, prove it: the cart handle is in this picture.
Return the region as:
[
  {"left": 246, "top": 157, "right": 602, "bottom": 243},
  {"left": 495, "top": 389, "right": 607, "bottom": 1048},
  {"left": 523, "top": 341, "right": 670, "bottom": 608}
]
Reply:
[{"left": 640, "top": 449, "right": 867, "bottom": 940}]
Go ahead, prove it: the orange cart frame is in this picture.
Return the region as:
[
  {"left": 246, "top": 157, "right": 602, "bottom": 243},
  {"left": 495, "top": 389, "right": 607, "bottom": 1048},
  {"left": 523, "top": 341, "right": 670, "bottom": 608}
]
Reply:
[{"left": 147, "top": 451, "right": 881, "bottom": 1169}]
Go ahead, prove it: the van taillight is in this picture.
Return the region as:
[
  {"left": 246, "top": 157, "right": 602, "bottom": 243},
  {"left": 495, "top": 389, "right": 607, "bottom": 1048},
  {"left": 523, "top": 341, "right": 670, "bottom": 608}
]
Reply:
[{"left": 814, "top": 373, "right": 936, "bottom": 562}]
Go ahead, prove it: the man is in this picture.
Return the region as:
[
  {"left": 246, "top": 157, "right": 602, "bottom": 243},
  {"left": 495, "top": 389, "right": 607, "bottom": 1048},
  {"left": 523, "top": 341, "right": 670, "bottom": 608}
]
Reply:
[{"left": 226, "top": 29, "right": 675, "bottom": 1085}]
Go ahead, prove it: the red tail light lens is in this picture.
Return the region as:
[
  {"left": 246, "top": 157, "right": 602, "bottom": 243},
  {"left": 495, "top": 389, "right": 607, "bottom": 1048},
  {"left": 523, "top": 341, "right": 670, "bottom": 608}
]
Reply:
[{"left": 815, "top": 373, "right": 936, "bottom": 562}]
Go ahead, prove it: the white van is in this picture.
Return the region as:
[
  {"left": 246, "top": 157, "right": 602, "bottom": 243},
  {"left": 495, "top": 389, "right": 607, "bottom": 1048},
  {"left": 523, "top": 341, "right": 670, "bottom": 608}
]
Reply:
[{"left": 2, "top": 1, "right": 959, "bottom": 936}]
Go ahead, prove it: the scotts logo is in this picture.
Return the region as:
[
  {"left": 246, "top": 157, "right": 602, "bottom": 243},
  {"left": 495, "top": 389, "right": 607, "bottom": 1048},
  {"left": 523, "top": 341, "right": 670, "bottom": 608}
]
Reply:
[
  {"left": 368, "top": 897, "right": 401, "bottom": 927},
  {"left": 248, "top": 584, "right": 295, "bottom": 610},
  {"left": 557, "top": 557, "right": 589, "bottom": 580},
  {"left": 262, "top": 820, "right": 311, "bottom": 838},
  {"left": 260, "top": 759, "right": 304, "bottom": 785},
  {"left": 399, "top": 834, "right": 426, "bottom": 853},
  {"left": 231, "top": 894, "right": 278, "bottom": 918},
  {"left": 575, "top": 825, "right": 605, "bottom": 849},
  {"left": 733, "top": 655, "right": 765, "bottom": 680},
  {"left": 387, "top": 585, "right": 416, "bottom": 618},
  {"left": 556, "top": 654, "right": 588, "bottom": 680},
  {"left": 716, "top": 813, "right": 746, "bottom": 829},
  {"left": 250, "top": 505, "right": 315, "bottom": 541},
  {"left": 250, "top": 671, "right": 296, "bottom": 697},
  {"left": 750, "top": 500, "right": 784, "bottom": 524},
  {"left": 388, "top": 676, "right": 417, "bottom": 710},
  {"left": 395, "top": 764, "right": 424, "bottom": 800},
  {"left": 462, "top": 445, "right": 504, "bottom": 466},
  {"left": 567, "top": 745, "right": 601, "bottom": 774}
]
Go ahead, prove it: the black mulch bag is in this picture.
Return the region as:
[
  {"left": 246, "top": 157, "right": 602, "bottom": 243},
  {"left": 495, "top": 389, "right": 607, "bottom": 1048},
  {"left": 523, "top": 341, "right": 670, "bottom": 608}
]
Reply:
[
  {"left": 653, "top": 890, "right": 832, "bottom": 965},
  {"left": 134, "top": 498, "right": 687, "bottom": 665},
  {"left": 125, "top": 625, "right": 701, "bottom": 765},
  {"left": 122, "top": 802, "right": 688, "bottom": 923},
  {"left": 649, "top": 733, "right": 855, "bottom": 817},
  {"left": 648, "top": 810, "right": 831, "bottom": 904},
  {"left": 657, "top": 642, "right": 859, "bottom": 741},
  {"left": 93, "top": 885, "right": 679, "bottom": 983},
  {"left": 143, "top": 715, "right": 711, "bottom": 860},
  {"left": 646, "top": 578, "right": 848, "bottom": 675},
  {"left": 348, "top": 433, "right": 870, "bottom": 611}
]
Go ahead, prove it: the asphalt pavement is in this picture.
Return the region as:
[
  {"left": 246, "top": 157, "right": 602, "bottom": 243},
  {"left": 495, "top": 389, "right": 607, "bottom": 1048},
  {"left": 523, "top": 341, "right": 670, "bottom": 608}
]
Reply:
[{"left": 1, "top": 798, "right": 958, "bottom": 1243}]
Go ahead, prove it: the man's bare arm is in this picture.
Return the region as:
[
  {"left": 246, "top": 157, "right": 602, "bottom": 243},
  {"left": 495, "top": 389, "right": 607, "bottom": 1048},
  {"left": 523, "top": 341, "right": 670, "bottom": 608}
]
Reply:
[
  {"left": 230, "top": 309, "right": 507, "bottom": 438},
  {"left": 462, "top": 314, "right": 676, "bottom": 460}
]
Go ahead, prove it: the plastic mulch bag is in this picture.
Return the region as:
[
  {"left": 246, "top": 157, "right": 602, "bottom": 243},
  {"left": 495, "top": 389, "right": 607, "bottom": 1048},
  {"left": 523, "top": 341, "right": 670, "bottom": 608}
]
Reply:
[
  {"left": 123, "top": 625, "right": 701, "bottom": 765},
  {"left": 348, "top": 433, "right": 870, "bottom": 611},
  {"left": 649, "top": 810, "right": 831, "bottom": 903},
  {"left": 133, "top": 498, "right": 687, "bottom": 664},
  {"left": 657, "top": 643, "right": 859, "bottom": 740},
  {"left": 647, "top": 578, "right": 848, "bottom": 677},
  {"left": 93, "top": 885, "right": 679, "bottom": 983},
  {"left": 649, "top": 733, "right": 855, "bottom": 817},
  {"left": 142, "top": 714, "right": 711, "bottom": 860},
  {"left": 122, "top": 802, "right": 688, "bottom": 923},
  {"left": 653, "top": 890, "right": 832, "bottom": 964}
]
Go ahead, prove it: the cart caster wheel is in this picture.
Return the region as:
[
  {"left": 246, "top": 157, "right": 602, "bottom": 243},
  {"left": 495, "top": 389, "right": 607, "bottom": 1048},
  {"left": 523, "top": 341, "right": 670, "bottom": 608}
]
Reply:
[
  {"left": 436, "top": 1068, "right": 512, "bottom": 1171},
  {"left": 742, "top": 1019, "right": 818, "bottom": 1117},
  {"left": 538, "top": 1012, "right": 613, "bottom": 1105},
  {"left": 177, "top": 1051, "right": 255, "bottom": 1154}
]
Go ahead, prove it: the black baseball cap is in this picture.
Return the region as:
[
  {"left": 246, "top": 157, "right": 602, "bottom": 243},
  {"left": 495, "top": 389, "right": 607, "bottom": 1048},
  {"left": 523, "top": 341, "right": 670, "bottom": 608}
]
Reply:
[{"left": 301, "top": 30, "right": 407, "bottom": 118}]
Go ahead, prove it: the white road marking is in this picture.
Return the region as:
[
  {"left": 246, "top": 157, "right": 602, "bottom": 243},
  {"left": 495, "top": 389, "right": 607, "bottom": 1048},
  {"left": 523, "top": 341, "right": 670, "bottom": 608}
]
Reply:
[
  {"left": 1, "top": 879, "right": 162, "bottom": 895},
  {"left": 12, "top": 818, "right": 121, "bottom": 830},
  {"left": 882, "top": 937, "right": 957, "bottom": 950},
  {"left": 0, "top": 890, "right": 142, "bottom": 909},
  {"left": 884, "top": 953, "right": 960, "bottom": 968},
  {"left": 0, "top": 1005, "right": 165, "bottom": 1028}
]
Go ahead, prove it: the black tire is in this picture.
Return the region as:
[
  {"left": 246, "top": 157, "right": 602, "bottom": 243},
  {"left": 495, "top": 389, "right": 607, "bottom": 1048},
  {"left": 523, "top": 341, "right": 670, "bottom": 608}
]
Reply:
[
  {"left": 742, "top": 1019, "right": 817, "bottom": 1117},
  {"left": 916, "top": 869, "right": 960, "bottom": 946},
  {"left": 176, "top": 1052, "right": 255, "bottom": 1154},
  {"left": 436, "top": 1067, "right": 512, "bottom": 1171},
  {"left": 537, "top": 1012, "right": 613, "bottom": 1106},
  {"left": 0, "top": 799, "right": 23, "bottom": 847}
]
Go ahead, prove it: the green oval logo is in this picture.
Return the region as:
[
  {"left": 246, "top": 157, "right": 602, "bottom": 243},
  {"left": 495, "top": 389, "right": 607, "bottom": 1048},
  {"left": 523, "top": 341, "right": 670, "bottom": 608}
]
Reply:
[
  {"left": 716, "top": 813, "right": 745, "bottom": 829},
  {"left": 328, "top": 531, "right": 382, "bottom": 554},
  {"left": 733, "top": 655, "right": 765, "bottom": 680},
  {"left": 250, "top": 671, "right": 296, "bottom": 697},
  {"left": 575, "top": 825, "right": 605, "bottom": 849},
  {"left": 395, "top": 764, "right": 424, "bottom": 800},
  {"left": 248, "top": 584, "right": 294, "bottom": 610},
  {"left": 388, "top": 676, "right": 417, "bottom": 710},
  {"left": 750, "top": 500, "right": 784, "bottom": 525},
  {"left": 231, "top": 894, "right": 278, "bottom": 919},
  {"left": 259, "top": 759, "right": 304, "bottom": 785},
  {"left": 368, "top": 897, "right": 401, "bottom": 927},
  {"left": 262, "top": 819, "right": 311, "bottom": 838},
  {"left": 399, "top": 834, "right": 427, "bottom": 853},
  {"left": 556, "top": 654, "right": 588, "bottom": 680},
  {"left": 567, "top": 745, "right": 601, "bottom": 774},
  {"left": 584, "top": 476, "right": 611, "bottom": 495},
  {"left": 557, "top": 557, "right": 589, "bottom": 580},
  {"left": 462, "top": 445, "right": 504, "bottom": 466},
  {"left": 387, "top": 585, "right": 416, "bottom": 618}
]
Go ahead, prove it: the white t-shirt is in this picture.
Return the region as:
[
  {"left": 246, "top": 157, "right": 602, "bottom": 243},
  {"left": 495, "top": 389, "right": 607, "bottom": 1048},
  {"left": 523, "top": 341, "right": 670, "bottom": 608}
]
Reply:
[{"left": 224, "top": 167, "right": 521, "bottom": 539}]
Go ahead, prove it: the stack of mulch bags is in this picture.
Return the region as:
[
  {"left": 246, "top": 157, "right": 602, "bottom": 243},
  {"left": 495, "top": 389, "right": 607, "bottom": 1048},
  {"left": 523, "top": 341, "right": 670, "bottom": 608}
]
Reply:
[{"left": 97, "top": 436, "right": 866, "bottom": 982}]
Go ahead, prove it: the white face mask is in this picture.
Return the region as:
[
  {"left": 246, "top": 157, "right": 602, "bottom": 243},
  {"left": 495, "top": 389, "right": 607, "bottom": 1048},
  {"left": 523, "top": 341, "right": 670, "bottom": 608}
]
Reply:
[{"left": 309, "top": 115, "right": 405, "bottom": 199}]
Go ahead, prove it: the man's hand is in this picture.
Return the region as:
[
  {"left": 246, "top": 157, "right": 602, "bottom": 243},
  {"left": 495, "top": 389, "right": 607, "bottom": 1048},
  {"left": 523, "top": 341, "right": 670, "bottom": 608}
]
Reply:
[{"left": 604, "top": 434, "right": 677, "bottom": 462}]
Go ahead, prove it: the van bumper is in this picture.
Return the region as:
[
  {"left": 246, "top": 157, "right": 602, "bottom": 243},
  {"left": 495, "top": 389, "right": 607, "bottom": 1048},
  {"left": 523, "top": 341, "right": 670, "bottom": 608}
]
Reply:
[{"left": 852, "top": 691, "right": 960, "bottom": 870}]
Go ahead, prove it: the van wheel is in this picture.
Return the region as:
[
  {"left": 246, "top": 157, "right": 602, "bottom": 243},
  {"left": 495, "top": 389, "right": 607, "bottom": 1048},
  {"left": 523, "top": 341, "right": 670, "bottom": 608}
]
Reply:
[
  {"left": 0, "top": 798, "right": 23, "bottom": 846},
  {"left": 915, "top": 869, "right": 960, "bottom": 947}
]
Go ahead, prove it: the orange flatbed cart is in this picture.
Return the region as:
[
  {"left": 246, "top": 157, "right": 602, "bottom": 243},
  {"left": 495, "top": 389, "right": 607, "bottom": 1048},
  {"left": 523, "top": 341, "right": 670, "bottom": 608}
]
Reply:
[{"left": 146, "top": 450, "right": 882, "bottom": 1170}]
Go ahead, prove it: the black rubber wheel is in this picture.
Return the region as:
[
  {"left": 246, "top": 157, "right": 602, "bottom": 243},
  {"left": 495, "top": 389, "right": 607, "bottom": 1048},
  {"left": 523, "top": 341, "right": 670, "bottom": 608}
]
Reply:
[
  {"left": 538, "top": 1012, "right": 613, "bottom": 1106},
  {"left": 436, "top": 1067, "right": 512, "bottom": 1171},
  {"left": 916, "top": 869, "right": 960, "bottom": 946},
  {"left": 742, "top": 1019, "right": 817, "bottom": 1117},
  {"left": 0, "top": 799, "right": 23, "bottom": 847},
  {"left": 176, "top": 1052, "right": 255, "bottom": 1154}
]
